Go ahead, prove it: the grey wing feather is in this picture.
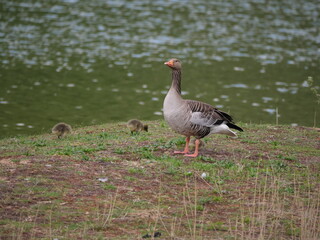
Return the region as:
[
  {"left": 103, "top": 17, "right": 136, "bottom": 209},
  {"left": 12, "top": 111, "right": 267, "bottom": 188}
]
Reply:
[
  {"left": 187, "top": 100, "right": 231, "bottom": 126},
  {"left": 190, "top": 112, "right": 221, "bottom": 127}
]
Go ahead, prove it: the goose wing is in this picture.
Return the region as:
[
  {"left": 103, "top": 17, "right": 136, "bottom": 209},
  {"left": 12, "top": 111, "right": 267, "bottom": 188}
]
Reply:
[{"left": 187, "top": 100, "right": 233, "bottom": 127}]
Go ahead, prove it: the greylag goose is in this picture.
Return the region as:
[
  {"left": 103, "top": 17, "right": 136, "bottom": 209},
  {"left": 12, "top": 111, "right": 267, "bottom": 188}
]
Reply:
[
  {"left": 52, "top": 122, "right": 72, "bottom": 139},
  {"left": 163, "top": 58, "right": 243, "bottom": 157},
  {"left": 127, "top": 119, "right": 148, "bottom": 135}
]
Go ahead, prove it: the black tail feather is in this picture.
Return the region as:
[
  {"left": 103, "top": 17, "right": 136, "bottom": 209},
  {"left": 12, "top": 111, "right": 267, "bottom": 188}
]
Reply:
[{"left": 227, "top": 123, "right": 244, "bottom": 132}]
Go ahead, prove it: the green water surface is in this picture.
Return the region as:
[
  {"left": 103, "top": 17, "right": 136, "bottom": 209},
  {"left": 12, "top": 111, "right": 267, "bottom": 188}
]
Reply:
[{"left": 0, "top": 0, "right": 319, "bottom": 138}]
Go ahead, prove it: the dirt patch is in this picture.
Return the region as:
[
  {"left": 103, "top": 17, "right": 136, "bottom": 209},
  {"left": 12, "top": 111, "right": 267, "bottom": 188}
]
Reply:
[{"left": 0, "top": 158, "right": 17, "bottom": 168}]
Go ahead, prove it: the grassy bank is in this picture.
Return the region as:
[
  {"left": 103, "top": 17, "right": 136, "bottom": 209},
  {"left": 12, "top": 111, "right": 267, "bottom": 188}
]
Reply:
[{"left": 0, "top": 121, "right": 319, "bottom": 239}]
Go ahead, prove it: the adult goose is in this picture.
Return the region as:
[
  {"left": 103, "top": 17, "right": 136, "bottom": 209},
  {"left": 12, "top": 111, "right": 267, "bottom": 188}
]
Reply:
[{"left": 163, "top": 58, "right": 243, "bottom": 157}]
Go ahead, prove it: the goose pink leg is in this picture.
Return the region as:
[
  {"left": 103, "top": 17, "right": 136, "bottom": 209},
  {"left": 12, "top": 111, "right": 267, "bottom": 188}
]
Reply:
[
  {"left": 185, "top": 139, "right": 200, "bottom": 157},
  {"left": 174, "top": 136, "right": 190, "bottom": 154}
]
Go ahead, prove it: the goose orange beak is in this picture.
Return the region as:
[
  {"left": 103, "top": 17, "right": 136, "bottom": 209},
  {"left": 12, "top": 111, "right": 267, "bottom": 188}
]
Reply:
[{"left": 164, "top": 60, "right": 174, "bottom": 67}]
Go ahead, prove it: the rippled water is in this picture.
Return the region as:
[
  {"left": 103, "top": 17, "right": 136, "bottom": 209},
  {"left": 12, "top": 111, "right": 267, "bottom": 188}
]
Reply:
[{"left": 0, "top": 0, "right": 319, "bottom": 138}]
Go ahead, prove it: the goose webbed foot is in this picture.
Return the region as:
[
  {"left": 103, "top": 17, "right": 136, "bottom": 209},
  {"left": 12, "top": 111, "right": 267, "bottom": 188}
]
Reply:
[
  {"left": 184, "top": 152, "right": 199, "bottom": 157},
  {"left": 174, "top": 150, "right": 190, "bottom": 154},
  {"left": 184, "top": 139, "right": 200, "bottom": 158},
  {"left": 173, "top": 136, "right": 191, "bottom": 155}
]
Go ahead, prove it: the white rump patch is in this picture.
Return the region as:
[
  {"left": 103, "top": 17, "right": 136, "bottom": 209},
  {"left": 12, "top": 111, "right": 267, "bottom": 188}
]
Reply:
[
  {"left": 190, "top": 112, "right": 237, "bottom": 137},
  {"left": 210, "top": 123, "right": 237, "bottom": 137}
]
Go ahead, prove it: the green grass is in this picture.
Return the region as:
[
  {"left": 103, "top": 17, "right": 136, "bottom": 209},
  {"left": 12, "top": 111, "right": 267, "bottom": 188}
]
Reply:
[{"left": 0, "top": 120, "right": 319, "bottom": 239}]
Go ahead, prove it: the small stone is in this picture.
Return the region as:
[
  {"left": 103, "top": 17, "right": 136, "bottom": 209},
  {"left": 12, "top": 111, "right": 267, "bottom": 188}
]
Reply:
[
  {"left": 98, "top": 177, "right": 108, "bottom": 183},
  {"left": 201, "top": 172, "right": 208, "bottom": 178}
]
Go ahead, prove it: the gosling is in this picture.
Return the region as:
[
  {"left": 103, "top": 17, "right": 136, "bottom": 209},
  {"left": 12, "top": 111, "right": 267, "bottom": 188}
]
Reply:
[
  {"left": 52, "top": 122, "right": 72, "bottom": 139},
  {"left": 127, "top": 119, "right": 148, "bottom": 135}
]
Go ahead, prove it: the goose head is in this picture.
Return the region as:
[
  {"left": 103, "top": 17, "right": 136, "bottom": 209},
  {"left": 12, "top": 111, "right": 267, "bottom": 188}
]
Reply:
[{"left": 164, "top": 58, "right": 181, "bottom": 70}]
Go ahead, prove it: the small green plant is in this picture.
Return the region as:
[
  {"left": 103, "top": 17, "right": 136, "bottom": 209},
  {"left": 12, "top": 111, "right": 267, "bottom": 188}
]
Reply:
[
  {"left": 23, "top": 151, "right": 34, "bottom": 156},
  {"left": 128, "top": 167, "right": 145, "bottom": 175},
  {"left": 101, "top": 184, "right": 116, "bottom": 190},
  {"left": 164, "top": 164, "right": 179, "bottom": 175},
  {"left": 136, "top": 146, "right": 155, "bottom": 159},
  {"left": 306, "top": 76, "right": 320, "bottom": 127},
  {"left": 243, "top": 216, "right": 251, "bottom": 224},
  {"left": 212, "top": 195, "right": 223, "bottom": 202},
  {"left": 32, "top": 139, "right": 47, "bottom": 147},
  {"left": 100, "top": 157, "right": 116, "bottom": 162},
  {"left": 81, "top": 154, "right": 90, "bottom": 161},
  {"left": 271, "top": 141, "right": 280, "bottom": 148},
  {"left": 281, "top": 186, "right": 294, "bottom": 194},
  {"left": 270, "top": 160, "right": 288, "bottom": 172},
  {"left": 164, "top": 137, "right": 185, "bottom": 149},
  {"left": 196, "top": 204, "right": 204, "bottom": 211},
  {"left": 283, "top": 219, "right": 301, "bottom": 237},
  {"left": 162, "top": 156, "right": 182, "bottom": 175},
  {"left": 277, "top": 154, "right": 297, "bottom": 161},
  {"left": 206, "top": 221, "right": 228, "bottom": 231},
  {"left": 11, "top": 159, "right": 21, "bottom": 163},
  {"left": 98, "top": 132, "right": 110, "bottom": 139},
  {"left": 113, "top": 148, "right": 127, "bottom": 154},
  {"left": 198, "top": 196, "right": 212, "bottom": 205},
  {"left": 307, "top": 76, "right": 320, "bottom": 104},
  {"left": 124, "top": 176, "right": 137, "bottom": 181}
]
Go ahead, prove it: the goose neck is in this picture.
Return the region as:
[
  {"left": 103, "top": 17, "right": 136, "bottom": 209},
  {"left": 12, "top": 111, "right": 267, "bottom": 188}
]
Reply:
[{"left": 171, "top": 69, "right": 182, "bottom": 95}]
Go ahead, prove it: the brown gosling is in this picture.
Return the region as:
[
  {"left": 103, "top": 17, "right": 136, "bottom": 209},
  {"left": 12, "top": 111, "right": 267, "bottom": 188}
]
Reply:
[
  {"left": 127, "top": 119, "right": 148, "bottom": 135},
  {"left": 52, "top": 122, "right": 72, "bottom": 139}
]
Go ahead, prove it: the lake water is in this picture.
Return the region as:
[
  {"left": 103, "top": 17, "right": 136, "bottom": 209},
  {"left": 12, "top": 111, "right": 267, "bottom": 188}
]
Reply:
[{"left": 0, "top": 0, "right": 319, "bottom": 138}]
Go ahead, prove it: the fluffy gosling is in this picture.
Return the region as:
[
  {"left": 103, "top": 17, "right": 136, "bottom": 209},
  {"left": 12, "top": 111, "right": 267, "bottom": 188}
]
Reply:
[
  {"left": 127, "top": 119, "right": 148, "bottom": 135},
  {"left": 52, "top": 122, "right": 72, "bottom": 139}
]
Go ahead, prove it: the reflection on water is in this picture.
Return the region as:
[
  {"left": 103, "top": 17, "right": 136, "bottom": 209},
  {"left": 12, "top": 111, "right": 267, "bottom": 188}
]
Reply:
[{"left": 0, "top": 0, "right": 319, "bottom": 138}]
